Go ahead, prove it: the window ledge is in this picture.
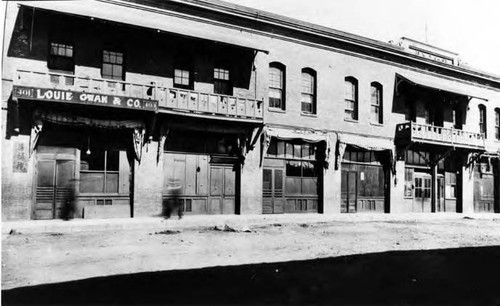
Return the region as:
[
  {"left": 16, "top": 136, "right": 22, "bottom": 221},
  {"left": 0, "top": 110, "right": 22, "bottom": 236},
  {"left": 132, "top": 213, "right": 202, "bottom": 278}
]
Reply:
[
  {"left": 344, "top": 118, "right": 358, "bottom": 123},
  {"left": 268, "top": 108, "right": 286, "bottom": 113},
  {"left": 300, "top": 112, "right": 317, "bottom": 117},
  {"left": 370, "top": 122, "right": 384, "bottom": 127}
]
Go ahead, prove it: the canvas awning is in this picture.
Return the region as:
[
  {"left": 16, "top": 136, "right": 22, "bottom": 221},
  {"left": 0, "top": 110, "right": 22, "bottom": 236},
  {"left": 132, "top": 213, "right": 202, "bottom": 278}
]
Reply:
[
  {"left": 263, "top": 127, "right": 336, "bottom": 167},
  {"left": 336, "top": 133, "right": 395, "bottom": 172},
  {"left": 22, "top": 1, "right": 268, "bottom": 53},
  {"left": 396, "top": 73, "right": 486, "bottom": 100}
]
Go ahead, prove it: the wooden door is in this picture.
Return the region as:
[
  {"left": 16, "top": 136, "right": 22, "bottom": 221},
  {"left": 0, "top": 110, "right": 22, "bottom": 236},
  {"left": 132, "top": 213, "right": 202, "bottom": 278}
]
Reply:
[
  {"left": 341, "top": 171, "right": 357, "bottom": 213},
  {"left": 414, "top": 173, "right": 431, "bottom": 212},
  {"left": 209, "top": 165, "right": 236, "bottom": 214},
  {"left": 35, "top": 159, "right": 75, "bottom": 220},
  {"left": 263, "top": 168, "right": 284, "bottom": 214},
  {"left": 437, "top": 176, "right": 445, "bottom": 212}
]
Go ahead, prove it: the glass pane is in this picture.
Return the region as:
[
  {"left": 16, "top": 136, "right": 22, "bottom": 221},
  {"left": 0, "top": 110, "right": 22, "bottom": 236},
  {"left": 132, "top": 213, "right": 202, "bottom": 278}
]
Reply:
[
  {"left": 267, "top": 140, "right": 277, "bottom": 157},
  {"left": 275, "top": 170, "right": 283, "bottom": 190},
  {"left": 277, "top": 141, "right": 285, "bottom": 158},
  {"left": 286, "top": 160, "right": 301, "bottom": 176},
  {"left": 293, "top": 144, "right": 301, "bottom": 159},
  {"left": 81, "top": 149, "right": 105, "bottom": 171},
  {"left": 106, "top": 150, "right": 119, "bottom": 171},
  {"left": 106, "top": 173, "right": 119, "bottom": 193},
  {"left": 302, "top": 161, "right": 315, "bottom": 177},
  {"left": 263, "top": 169, "right": 272, "bottom": 190},
  {"left": 286, "top": 142, "right": 294, "bottom": 159},
  {"left": 80, "top": 172, "right": 105, "bottom": 193}
]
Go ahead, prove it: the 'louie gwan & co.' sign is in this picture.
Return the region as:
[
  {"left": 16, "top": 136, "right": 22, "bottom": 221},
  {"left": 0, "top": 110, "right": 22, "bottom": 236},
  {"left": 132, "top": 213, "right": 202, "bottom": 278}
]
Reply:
[{"left": 13, "top": 86, "right": 158, "bottom": 111}]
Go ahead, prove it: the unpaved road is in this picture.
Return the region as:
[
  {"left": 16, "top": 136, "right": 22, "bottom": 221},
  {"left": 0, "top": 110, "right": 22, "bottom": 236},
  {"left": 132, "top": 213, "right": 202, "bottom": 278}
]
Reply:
[{"left": 3, "top": 214, "right": 500, "bottom": 293}]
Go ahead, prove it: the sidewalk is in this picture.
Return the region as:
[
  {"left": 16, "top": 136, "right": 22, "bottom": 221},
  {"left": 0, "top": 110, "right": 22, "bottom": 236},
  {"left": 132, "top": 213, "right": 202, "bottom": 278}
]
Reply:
[{"left": 3, "top": 212, "right": 498, "bottom": 235}]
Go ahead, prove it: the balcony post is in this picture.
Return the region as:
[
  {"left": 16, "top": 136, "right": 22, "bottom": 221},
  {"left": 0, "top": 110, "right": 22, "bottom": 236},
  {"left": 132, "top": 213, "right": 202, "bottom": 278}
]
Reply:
[{"left": 431, "top": 154, "right": 438, "bottom": 213}]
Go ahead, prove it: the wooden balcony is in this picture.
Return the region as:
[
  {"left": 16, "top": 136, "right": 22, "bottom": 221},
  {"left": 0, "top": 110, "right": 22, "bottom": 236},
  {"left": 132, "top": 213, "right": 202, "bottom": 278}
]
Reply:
[
  {"left": 14, "top": 70, "right": 263, "bottom": 121},
  {"left": 396, "top": 122, "right": 485, "bottom": 150}
]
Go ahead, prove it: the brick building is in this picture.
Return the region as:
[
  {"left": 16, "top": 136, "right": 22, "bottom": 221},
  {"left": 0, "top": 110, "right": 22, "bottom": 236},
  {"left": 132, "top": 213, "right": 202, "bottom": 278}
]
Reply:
[{"left": 2, "top": 0, "right": 499, "bottom": 220}]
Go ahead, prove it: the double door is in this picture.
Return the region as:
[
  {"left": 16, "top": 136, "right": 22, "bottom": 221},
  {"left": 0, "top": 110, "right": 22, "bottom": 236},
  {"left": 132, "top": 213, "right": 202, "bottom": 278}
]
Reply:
[
  {"left": 263, "top": 167, "right": 284, "bottom": 214},
  {"left": 208, "top": 165, "right": 236, "bottom": 214},
  {"left": 413, "top": 173, "right": 432, "bottom": 212},
  {"left": 35, "top": 158, "right": 75, "bottom": 220}
]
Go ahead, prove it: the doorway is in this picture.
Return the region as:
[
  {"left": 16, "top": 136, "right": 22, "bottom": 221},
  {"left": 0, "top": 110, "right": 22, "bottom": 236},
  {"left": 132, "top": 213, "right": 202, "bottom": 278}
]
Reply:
[{"left": 341, "top": 171, "right": 357, "bottom": 213}]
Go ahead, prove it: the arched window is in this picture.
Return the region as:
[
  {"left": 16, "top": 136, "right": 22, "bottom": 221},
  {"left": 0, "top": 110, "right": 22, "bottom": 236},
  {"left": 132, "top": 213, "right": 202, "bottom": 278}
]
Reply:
[
  {"left": 370, "top": 82, "right": 383, "bottom": 124},
  {"left": 269, "top": 62, "right": 286, "bottom": 110},
  {"left": 479, "top": 104, "right": 487, "bottom": 136},
  {"left": 495, "top": 108, "right": 500, "bottom": 140},
  {"left": 301, "top": 68, "right": 316, "bottom": 114},
  {"left": 344, "top": 77, "right": 358, "bottom": 120}
]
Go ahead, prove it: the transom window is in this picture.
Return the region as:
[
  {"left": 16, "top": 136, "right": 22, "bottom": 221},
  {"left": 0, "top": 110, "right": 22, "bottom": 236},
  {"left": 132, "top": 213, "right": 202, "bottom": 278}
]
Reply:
[
  {"left": 174, "top": 69, "right": 191, "bottom": 88},
  {"left": 370, "top": 82, "right": 383, "bottom": 124},
  {"left": 269, "top": 63, "right": 285, "bottom": 110},
  {"left": 214, "top": 67, "right": 232, "bottom": 95},
  {"left": 267, "top": 139, "right": 316, "bottom": 177},
  {"left": 345, "top": 77, "right": 358, "bottom": 120},
  {"left": 301, "top": 69, "right": 316, "bottom": 114},
  {"left": 80, "top": 149, "right": 119, "bottom": 194},
  {"left": 102, "top": 50, "right": 124, "bottom": 80},
  {"left": 48, "top": 42, "right": 74, "bottom": 73}
]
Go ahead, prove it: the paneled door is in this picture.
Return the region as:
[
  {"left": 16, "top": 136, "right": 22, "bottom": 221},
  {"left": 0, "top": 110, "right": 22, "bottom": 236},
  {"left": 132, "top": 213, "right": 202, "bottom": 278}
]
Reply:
[
  {"left": 263, "top": 167, "right": 285, "bottom": 214},
  {"left": 341, "top": 171, "right": 357, "bottom": 213},
  {"left": 208, "top": 165, "right": 236, "bottom": 214},
  {"left": 35, "top": 159, "right": 75, "bottom": 219}
]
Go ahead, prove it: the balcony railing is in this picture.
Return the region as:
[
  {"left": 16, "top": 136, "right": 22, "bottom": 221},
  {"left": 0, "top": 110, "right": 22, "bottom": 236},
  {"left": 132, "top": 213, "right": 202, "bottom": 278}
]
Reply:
[
  {"left": 396, "top": 122, "right": 485, "bottom": 149},
  {"left": 14, "top": 70, "right": 263, "bottom": 121}
]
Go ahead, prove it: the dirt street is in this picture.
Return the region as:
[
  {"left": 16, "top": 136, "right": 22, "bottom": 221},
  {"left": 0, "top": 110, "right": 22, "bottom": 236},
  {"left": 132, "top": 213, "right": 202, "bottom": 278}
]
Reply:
[{"left": 3, "top": 213, "right": 500, "bottom": 304}]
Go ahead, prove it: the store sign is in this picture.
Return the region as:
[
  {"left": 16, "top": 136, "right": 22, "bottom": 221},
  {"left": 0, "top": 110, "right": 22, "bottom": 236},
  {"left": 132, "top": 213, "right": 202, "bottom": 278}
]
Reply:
[{"left": 13, "top": 86, "right": 158, "bottom": 111}]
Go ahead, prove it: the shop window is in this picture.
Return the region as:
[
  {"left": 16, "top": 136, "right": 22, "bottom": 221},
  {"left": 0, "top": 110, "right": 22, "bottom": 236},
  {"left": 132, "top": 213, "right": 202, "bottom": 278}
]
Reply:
[
  {"left": 174, "top": 68, "right": 192, "bottom": 89},
  {"left": 344, "top": 77, "right": 358, "bottom": 120},
  {"left": 80, "top": 149, "right": 119, "bottom": 194},
  {"left": 370, "top": 82, "right": 383, "bottom": 124},
  {"left": 102, "top": 50, "right": 124, "bottom": 80},
  {"left": 214, "top": 67, "right": 232, "bottom": 95},
  {"left": 445, "top": 172, "right": 457, "bottom": 198},
  {"left": 495, "top": 108, "right": 500, "bottom": 140},
  {"left": 269, "top": 62, "right": 286, "bottom": 110},
  {"left": 301, "top": 68, "right": 316, "bottom": 114},
  {"left": 405, "top": 150, "right": 430, "bottom": 166},
  {"left": 48, "top": 42, "right": 74, "bottom": 72},
  {"left": 479, "top": 104, "right": 487, "bottom": 137}
]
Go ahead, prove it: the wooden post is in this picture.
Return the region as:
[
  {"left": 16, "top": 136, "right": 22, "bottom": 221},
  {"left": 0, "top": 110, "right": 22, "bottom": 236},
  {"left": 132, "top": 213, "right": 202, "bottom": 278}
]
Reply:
[{"left": 431, "top": 155, "right": 438, "bottom": 213}]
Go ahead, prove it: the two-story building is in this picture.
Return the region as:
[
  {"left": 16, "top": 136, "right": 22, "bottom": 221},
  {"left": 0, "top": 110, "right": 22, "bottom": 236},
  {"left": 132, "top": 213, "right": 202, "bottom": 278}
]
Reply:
[{"left": 2, "top": 0, "right": 499, "bottom": 221}]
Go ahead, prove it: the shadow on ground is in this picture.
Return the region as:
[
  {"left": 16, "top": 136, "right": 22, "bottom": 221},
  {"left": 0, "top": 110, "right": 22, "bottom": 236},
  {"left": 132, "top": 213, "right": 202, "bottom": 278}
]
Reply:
[{"left": 3, "top": 246, "right": 500, "bottom": 305}]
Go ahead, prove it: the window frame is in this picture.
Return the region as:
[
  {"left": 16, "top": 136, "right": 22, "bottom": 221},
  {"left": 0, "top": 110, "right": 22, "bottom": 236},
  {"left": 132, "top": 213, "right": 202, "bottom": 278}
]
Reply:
[
  {"left": 479, "top": 104, "right": 487, "bottom": 137},
  {"left": 301, "top": 68, "right": 316, "bottom": 114},
  {"left": 101, "top": 49, "right": 125, "bottom": 81},
  {"left": 80, "top": 149, "right": 120, "bottom": 194},
  {"left": 344, "top": 77, "right": 358, "bottom": 120},
  {"left": 48, "top": 41, "right": 75, "bottom": 72},
  {"left": 269, "top": 62, "right": 286, "bottom": 110},
  {"left": 495, "top": 108, "right": 500, "bottom": 140},
  {"left": 173, "top": 67, "right": 193, "bottom": 90},
  {"left": 213, "top": 66, "right": 232, "bottom": 95},
  {"left": 370, "top": 82, "right": 383, "bottom": 124}
]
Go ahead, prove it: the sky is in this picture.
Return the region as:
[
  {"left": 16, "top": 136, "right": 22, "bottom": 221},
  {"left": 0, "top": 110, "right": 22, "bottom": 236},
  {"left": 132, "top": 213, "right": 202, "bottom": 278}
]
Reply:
[{"left": 225, "top": 0, "right": 500, "bottom": 76}]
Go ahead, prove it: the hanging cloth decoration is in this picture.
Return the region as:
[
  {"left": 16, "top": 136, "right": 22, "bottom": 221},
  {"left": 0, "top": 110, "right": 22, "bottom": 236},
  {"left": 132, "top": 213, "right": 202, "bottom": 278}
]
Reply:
[
  {"left": 133, "top": 128, "right": 145, "bottom": 163},
  {"left": 29, "top": 119, "right": 43, "bottom": 157},
  {"left": 157, "top": 124, "right": 169, "bottom": 164}
]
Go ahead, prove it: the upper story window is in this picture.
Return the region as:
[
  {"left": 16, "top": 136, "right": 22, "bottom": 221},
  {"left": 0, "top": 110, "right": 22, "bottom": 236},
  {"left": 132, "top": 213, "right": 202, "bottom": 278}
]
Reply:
[
  {"left": 301, "top": 68, "right": 316, "bottom": 114},
  {"left": 344, "top": 77, "right": 358, "bottom": 120},
  {"left": 453, "top": 106, "right": 463, "bottom": 130},
  {"left": 174, "top": 68, "right": 192, "bottom": 89},
  {"left": 48, "top": 42, "right": 74, "bottom": 72},
  {"left": 269, "top": 62, "right": 286, "bottom": 110},
  {"left": 214, "top": 67, "right": 232, "bottom": 95},
  {"left": 479, "top": 104, "right": 487, "bottom": 137},
  {"left": 370, "top": 82, "right": 383, "bottom": 124},
  {"left": 495, "top": 108, "right": 500, "bottom": 140},
  {"left": 102, "top": 50, "right": 124, "bottom": 81}
]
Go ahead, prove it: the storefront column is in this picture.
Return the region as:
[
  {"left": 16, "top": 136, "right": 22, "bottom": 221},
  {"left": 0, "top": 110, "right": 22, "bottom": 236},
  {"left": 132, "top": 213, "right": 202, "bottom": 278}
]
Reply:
[
  {"left": 461, "top": 154, "right": 475, "bottom": 214},
  {"left": 133, "top": 140, "right": 164, "bottom": 217},
  {"left": 390, "top": 160, "right": 406, "bottom": 213},
  {"left": 431, "top": 161, "right": 438, "bottom": 213},
  {"left": 323, "top": 165, "right": 340, "bottom": 214},
  {"left": 239, "top": 144, "right": 262, "bottom": 214}
]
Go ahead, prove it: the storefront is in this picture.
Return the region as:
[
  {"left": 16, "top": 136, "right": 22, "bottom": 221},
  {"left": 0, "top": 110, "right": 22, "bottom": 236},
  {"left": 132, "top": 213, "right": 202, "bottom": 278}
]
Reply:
[
  {"left": 262, "top": 127, "right": 330, "bottom": 214},
  {"left": 473, "top": 155, "right": 499, "bottom": 212}
]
